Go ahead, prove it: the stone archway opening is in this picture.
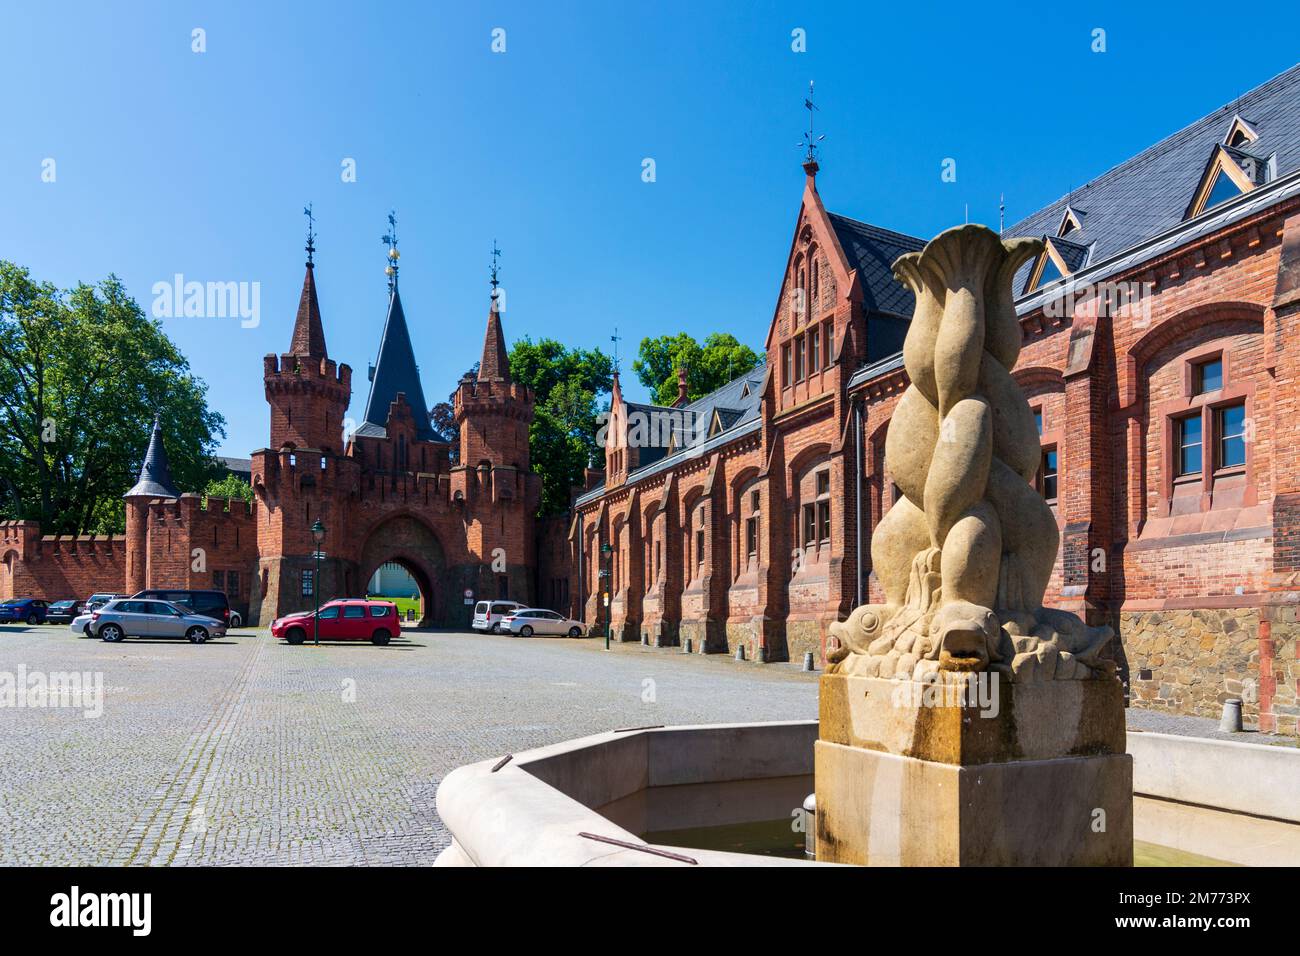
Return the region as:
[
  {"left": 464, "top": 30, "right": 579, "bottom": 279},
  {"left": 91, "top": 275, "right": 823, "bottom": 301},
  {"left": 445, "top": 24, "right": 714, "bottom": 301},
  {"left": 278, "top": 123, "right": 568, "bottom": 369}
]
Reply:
[
  {"left": 357, "top": 514, "right": 447, "bottom": 628},
  {"left": 364, "top": 556, "right": 433, "bottom": 628}
]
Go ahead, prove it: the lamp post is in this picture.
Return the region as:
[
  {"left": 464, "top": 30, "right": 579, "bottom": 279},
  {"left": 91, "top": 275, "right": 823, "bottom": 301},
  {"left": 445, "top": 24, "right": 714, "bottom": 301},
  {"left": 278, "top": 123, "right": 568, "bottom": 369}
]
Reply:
[
  {"left": 600, "top": 542, "right": 613, "bottom": 651},
  {"left": 311, "top": 518, "right": 326, "bottom": 646}
]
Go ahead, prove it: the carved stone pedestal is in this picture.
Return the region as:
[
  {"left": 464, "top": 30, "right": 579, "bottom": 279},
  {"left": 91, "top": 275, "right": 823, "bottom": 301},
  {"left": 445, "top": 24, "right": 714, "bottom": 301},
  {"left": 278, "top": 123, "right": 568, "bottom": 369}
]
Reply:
[{"left": 814, "top": 673, "right": 1133, "bottom": 866}]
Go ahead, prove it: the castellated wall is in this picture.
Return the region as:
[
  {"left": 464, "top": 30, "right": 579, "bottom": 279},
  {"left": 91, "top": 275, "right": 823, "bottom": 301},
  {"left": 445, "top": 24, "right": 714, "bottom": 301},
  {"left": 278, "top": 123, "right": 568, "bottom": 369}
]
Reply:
[
  {"left": 143, "top": 494, "right": 260, "bottom": 617},
  {"left": 0, "top": 495, "right": 259, "bottom": 618},
  {"left": 0, "top": 521, "right": 127, "bottom": 600}
]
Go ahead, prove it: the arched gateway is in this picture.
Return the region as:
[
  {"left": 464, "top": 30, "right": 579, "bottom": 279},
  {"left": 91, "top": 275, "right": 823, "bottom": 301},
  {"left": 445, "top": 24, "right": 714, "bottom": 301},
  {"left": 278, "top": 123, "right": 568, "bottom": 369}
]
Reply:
[{"left": 357, "top": 515, "right": 446, "bottom": 627}]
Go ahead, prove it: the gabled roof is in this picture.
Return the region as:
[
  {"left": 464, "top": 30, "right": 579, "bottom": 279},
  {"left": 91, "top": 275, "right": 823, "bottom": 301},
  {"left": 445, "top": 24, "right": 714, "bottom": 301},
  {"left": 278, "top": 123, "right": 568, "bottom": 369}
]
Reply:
[
  {"left": 125, "top": 417, "right": 182, "bottom": 499},
  {"left": 289, "top": 263, "right": 327, "bottom": 358},
  {"left": 826, "top": 214, "right": 926, "bottom": 317},
  {"left": 1005, "top": 63, "right": 1300, "bottom": 293},
  {"left": 361, "top": 287, "right": 436, "bottom": 441}
]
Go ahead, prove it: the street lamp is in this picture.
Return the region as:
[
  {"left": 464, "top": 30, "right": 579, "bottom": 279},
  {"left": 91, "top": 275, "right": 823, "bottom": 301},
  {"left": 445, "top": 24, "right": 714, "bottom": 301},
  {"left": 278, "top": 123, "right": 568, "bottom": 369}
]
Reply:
[
  {"left": 600, "top": 542, "right": 613, "bottom": 651},
  {"left": 311, "top": 518, "right": 326, "bottom": 646}
]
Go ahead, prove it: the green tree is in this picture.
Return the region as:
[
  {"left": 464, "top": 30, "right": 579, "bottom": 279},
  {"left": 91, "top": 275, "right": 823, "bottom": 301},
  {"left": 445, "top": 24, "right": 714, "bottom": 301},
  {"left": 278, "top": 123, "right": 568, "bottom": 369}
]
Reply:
[
  {"left": 0, "top": 261, "right": 226, "bottom": 534},
  {"left": 507, "top": 337, "right": 613, "bottom": 516},
  {"left": 202, "top": 473, "right": 253, "bottom": 507},
  {"left": 633, "top": 332, "right": 761, "bottom": 406}
]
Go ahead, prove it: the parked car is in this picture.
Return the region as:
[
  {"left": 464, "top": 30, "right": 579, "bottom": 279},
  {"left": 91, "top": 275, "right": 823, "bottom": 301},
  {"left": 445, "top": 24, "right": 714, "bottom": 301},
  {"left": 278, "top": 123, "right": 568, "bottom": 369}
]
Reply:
[
  {"left": 70, "top": 612, "right": 94, "bottom": 635},
  {"left": 90, "top": 598, "right": 226, "bottom": 643},
  {"left": 229, "top": 609, "right": 244, "bottom": 627},
  {"left": 131, "top": 589, "right": 231, "bottom": 627},
  {"left": 45, "top": 600, "right": 84, "bottom": 624},
  {"left": 85, "top": 593, "right": 125, "bottom": 612},
  {"left": 0, "top": 599, "right": 50, "bottom": 625},
  {"left": 500, "top": 608, "right": 586, "bottom": 638},
  {"left": 471, "top": 600, "right": 525, "bottom": 633},
  {"left": 271, "top": 599, "right": 399, "bottom": 646}
]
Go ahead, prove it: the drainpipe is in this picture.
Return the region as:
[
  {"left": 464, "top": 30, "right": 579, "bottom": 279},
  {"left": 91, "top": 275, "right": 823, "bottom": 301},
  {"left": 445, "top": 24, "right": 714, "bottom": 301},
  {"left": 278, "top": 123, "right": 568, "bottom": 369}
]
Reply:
[
  {"left": 577, "top": 512, "right": 585, "bottom": 622},
  {"left": 854, "top": 396, "right": 863, "bottom": 607}
]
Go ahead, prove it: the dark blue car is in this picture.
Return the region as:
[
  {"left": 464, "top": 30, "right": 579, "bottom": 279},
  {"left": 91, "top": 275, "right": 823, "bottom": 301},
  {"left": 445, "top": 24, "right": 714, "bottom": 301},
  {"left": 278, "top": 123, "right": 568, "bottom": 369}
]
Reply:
[{"left": 0, "top": 599, "right": 49, "bottom": 625}]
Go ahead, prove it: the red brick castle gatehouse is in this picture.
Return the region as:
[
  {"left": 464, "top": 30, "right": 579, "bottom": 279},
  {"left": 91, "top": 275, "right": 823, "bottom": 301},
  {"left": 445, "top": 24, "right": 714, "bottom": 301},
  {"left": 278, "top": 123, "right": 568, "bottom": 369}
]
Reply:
[{"left": 1, "top": 228, "right": 541, "bottom": 628}]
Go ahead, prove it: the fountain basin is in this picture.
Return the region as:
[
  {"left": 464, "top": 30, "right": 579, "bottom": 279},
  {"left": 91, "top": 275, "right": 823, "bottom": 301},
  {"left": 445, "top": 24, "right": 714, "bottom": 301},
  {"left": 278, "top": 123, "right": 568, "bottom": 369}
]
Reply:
[{"left": 434, "top": 720, "right": 824, "bottom": 866}]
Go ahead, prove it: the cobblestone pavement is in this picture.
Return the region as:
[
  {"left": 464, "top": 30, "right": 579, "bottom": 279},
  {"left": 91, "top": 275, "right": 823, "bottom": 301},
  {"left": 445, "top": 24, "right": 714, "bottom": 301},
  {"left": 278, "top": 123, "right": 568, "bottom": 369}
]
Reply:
[{"left": 0, "top": 625, "right": 818, "bottom": 866}]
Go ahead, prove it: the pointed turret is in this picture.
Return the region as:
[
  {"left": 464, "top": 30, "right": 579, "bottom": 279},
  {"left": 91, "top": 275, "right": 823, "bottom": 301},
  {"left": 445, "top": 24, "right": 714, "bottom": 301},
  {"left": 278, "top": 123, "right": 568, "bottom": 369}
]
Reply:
[
  {"left": 478, "top": 300, "right": 511, "bottom": 383},
  {"left": 288, "top": 264, "right": 327, "bottom": 358},
  {"left": 361, "top": 285, "right": 435, "bottom": 440},
  {"left": 125, "top": 416, "right": 181, "bottom": 500}
]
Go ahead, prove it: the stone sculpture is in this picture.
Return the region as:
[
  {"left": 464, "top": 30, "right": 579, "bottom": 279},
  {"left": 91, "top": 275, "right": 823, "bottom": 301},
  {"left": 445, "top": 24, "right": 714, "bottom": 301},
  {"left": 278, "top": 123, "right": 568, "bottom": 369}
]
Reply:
[{"left": 826, "top": 225, "right": 1113, "bottom": 683}]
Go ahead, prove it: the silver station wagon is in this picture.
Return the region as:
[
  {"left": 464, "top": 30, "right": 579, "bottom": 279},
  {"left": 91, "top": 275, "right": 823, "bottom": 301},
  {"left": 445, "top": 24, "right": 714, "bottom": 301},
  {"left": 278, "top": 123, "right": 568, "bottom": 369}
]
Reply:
[{"left": 90, "top": 598, "right": 227, "bottom": 644}]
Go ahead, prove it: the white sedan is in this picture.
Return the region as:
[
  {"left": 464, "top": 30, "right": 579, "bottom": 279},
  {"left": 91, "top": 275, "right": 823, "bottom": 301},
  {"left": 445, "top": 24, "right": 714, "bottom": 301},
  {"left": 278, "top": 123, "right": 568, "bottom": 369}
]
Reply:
[
  {"left": 70, "top": 613, "right": 94, "bottom": 635},
  {"left": 501, "top": 609, "right": 586, "bottom": 638}
]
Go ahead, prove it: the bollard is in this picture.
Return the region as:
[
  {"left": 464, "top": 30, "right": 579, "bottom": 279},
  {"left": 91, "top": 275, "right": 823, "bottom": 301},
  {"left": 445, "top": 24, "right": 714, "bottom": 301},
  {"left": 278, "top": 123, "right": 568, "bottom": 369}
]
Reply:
[
  {"left": 735, "top": 644, "right": 746, "bottom": 662},
  {"left": 803, "top": 793, "right": 816, "bottom": 860},
  {"left": 802, "top": 651, "right": 816, "bottom": 672},
  {"left": 682, "top": 637, "right": 693, "bottom": 654},
  {"left": 1220, "top": 698, "right": 1244, "bottom": 733},
  {"left": 641, "top": 632, "right": 649, "bottom": 646}
]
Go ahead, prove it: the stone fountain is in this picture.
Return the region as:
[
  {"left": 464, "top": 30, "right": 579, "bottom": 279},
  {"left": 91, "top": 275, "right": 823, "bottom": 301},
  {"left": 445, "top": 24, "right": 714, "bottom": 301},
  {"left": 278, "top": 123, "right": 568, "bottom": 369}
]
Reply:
[
  {"left": 818, "top": 224, "right": 1132, "bottom": 865},
  {"left": 435, "top": 224, "right": 1138, "bottom": 868}
]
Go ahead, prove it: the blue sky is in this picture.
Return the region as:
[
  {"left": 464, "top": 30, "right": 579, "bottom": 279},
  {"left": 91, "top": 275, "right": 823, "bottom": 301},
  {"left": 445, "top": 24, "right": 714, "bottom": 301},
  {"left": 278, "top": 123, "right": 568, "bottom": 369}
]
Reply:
[{"left": 2, "top": 1, "right": 1295, "bottom": 458}]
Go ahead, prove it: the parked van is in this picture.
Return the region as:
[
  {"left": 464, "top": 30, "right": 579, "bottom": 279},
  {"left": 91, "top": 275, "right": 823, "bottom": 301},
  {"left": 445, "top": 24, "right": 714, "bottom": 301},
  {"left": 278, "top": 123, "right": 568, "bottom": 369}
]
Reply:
[{"left": 471, "top": 600, "right": 524, "bottom": 633}]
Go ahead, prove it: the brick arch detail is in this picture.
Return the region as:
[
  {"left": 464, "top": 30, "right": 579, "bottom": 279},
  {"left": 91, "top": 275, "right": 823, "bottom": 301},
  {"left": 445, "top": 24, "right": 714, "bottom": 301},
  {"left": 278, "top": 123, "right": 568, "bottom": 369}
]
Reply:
[
  {"left": 356, "top": 513, "right": 447, "bottom": 627},
  {"left": 1120, "top": 302, "right": 1266, "bottom": 407}
]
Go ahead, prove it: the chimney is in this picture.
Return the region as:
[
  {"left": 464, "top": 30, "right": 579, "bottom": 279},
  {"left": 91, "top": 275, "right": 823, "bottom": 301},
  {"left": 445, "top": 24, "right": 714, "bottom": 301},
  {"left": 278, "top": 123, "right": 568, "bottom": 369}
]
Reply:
[{"left": 674, "top": 365, "right": 689, "bottom": 408}]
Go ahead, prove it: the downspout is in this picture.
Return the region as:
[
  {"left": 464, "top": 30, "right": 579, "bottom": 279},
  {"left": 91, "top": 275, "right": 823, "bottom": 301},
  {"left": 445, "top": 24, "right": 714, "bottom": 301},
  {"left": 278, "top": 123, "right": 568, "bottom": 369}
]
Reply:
[
  {"left": 577, "top": 512, "right": 585, "bottom": 622},
  {"left": 854, "top": 396, "right": 863, "bottom": 607}
]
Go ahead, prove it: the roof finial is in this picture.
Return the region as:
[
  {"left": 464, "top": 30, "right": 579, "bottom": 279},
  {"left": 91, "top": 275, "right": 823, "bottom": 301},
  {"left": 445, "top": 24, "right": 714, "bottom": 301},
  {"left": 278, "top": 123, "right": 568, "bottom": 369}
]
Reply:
[
  {"left": 382, "top": 210, "right": 400, "bottom": 292},
  {"left": 489, "top": 239, "right": 502, "bottom": 309},
  {"left": 610, "top": 326, "right": 622, "bottom": 374},
  {"left": 304, "top": 203, "right": 316, "bottom": 267},
  {"left": 999, "top": 193, "right": 1005, "bottom": 235},
  {"left": 800, "top": 81, "right": 825, "bottom": 174}
]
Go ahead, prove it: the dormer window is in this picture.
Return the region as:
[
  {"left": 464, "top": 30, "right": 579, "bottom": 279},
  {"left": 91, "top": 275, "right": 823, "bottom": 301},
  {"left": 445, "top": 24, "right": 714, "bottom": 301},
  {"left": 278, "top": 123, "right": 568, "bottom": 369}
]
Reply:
[
  {"left": 1223, "top": 115, "right": 1258, "bottom": 149},
  {"left": 1058, "top": 207, "right": 1082, "bottom": 238},
  {"left": 1186, "top": 144, "right": 1259, "bottom": 219}
]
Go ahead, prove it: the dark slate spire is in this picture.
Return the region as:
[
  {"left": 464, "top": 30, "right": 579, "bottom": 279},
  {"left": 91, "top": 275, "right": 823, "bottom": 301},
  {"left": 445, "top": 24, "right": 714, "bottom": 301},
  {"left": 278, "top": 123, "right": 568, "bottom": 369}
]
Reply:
[
  {"left": 362, "top": 286, "right": 435, "bottom": 440},
  {"left": 125, "top": 416, "right": 182, "bottom": 499},
  {"left": 290, "top": 204, "right": 327, "bottom": 358}
]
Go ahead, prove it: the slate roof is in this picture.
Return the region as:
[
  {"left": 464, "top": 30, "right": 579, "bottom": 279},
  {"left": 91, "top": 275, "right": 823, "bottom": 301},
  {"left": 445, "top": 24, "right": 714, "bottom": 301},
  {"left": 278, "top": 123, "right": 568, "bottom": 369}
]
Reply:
[
  {"left": 216, "top": 456, "right": 252, "bottom": 480},
  {"left": 359, "top": 286, "right": 436, "bottom": 441},
  {"left": 125, "top": 418, "right": 182, "bottom": 499},
  {"left": 1004, "top": 62, "right": 1300, "bottom": 293},
  {"left": 826, "top": 214, "right": 926, "bottom": 317},
  {"left": 573, "top": 365, "right": 767, "bottom": 505}
]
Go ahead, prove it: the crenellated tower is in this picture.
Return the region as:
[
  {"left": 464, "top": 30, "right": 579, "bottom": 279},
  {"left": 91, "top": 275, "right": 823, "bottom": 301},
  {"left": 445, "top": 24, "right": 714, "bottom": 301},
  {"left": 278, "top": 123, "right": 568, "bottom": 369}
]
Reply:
[{"left": 263, "top": 246, "right": 351, "bottom": 455}]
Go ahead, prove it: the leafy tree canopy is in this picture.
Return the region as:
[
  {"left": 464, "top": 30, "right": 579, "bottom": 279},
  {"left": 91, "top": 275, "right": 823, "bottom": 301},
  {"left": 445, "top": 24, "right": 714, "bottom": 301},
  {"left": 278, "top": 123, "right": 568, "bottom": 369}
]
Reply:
[
  {"left": 507, "top": 337, "right": 613, "bottom": 517},
  {"left": 0, "top": 260, "right": 225, "bottom": 534},
  {"left": 632, "top": 332, "right": 761, "bottom": 406},
  {"left": 202, "top": 473, "right": 253, "bottom": 507}
]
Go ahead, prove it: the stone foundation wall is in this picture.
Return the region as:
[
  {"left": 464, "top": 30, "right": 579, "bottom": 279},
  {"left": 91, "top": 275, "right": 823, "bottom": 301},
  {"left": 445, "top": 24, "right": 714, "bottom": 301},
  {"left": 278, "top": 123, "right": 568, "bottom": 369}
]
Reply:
[{"left": 1122, "top": 608, "right": 1261, "bottom": 724}]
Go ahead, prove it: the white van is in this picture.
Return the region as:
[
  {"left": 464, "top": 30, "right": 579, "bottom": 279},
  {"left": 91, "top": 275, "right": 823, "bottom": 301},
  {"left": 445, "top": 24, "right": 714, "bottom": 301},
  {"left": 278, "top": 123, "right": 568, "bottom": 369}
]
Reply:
[{"left": 472, "top": 600, "right": 524, "bottom": 633}]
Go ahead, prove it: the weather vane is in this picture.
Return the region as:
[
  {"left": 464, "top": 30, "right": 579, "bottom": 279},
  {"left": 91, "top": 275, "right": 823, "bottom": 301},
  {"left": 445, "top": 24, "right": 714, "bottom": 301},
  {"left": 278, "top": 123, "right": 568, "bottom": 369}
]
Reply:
[
  {"left": 800, "top": 80, "right": 825, "bottom": 164},
  {"left": 382, "top": 210, "right": 400, "bottom": 291},
  {"left": 304, "top": 203, "right": 316, "bottom": 266},
  {"left": 489, "top": 239, "right": 502, "bottom": 303},
  {"left": 611, "top": 326, "right": 622, "bottom": 374}
]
